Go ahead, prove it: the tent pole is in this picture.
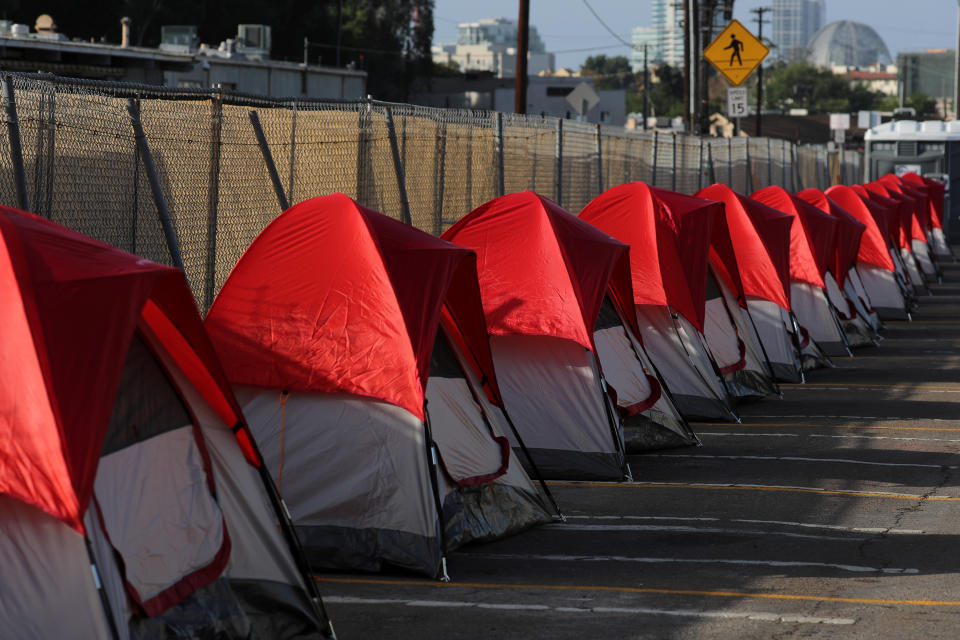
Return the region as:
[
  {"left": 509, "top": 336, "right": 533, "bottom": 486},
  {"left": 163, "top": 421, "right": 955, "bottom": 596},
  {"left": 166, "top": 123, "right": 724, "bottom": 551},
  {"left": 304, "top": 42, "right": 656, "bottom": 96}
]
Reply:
[
  {"left": 422, "top": 401, "right": 451, "bottom": 582},
  {"left": 613, "top": 299, "right": 700, "bottom": 445},
  {"left": 669, "top": 310, "right": 740, "bottom": 423},
  {"left": 589, "top": 348, "right": 632, "bottom": 481},
  {"left": 788, "top": 311, "right": 807, "bottom": 384},
  {"left": 742, "top": 298, "right": 783, "bottom": 398},
  {"left": 84, "top": 539, "right": 122, "bottom": 640},
  {"left": 437, "top": 317, "right": 565, "bottom": 520}
]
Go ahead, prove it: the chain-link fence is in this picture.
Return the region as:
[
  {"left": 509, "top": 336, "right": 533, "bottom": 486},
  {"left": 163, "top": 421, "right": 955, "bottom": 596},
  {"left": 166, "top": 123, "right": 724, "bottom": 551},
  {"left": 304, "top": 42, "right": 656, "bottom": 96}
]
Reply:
[{"left": 0, "top": 72, "right": 863, "bottom": 311}]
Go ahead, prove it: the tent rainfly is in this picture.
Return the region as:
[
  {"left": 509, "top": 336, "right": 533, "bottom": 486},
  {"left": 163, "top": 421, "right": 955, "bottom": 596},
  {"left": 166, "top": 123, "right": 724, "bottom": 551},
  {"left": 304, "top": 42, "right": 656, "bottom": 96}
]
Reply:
[
  {"left": 827, "top": 184, "right": 910, "bottom": 321},
  {"left": 580, "top": 182, "right": 740, "bottom": 422},
  {"left": 902, "top": 172, "right": 953, "bottom": 259},
  {"left": 697, "top": 184, "right": 803, "bottom": 383},
  {"left": 751, "top": 186, "right": 844, "bottom": 363},
  {"left": 864, "top": 181, "right": 928, "bottom": 292},
  {"left": 443, "top": 191, "right": 642, "bottom": 477},
  {"left": 0, "top": 207, "right": 334, "bottom": 639},
  {"left": 852, "top": 183, "right": 920, "bottom": 305},
  {"left": 797, "top": 188, "right": 879, "bottom": 342},
  {"left": 206, "top": 194, "right": 552, "bottom": 581},
  {"left": 878, "top": 175, "right": 942, "bottom": 281}
]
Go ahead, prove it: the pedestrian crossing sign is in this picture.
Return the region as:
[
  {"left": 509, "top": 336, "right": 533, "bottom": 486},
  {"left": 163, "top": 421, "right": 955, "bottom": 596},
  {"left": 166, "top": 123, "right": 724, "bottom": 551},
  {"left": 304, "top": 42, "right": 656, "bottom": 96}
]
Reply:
[{"left": 703, "top": 19, "right": 769, "bottom": 87}]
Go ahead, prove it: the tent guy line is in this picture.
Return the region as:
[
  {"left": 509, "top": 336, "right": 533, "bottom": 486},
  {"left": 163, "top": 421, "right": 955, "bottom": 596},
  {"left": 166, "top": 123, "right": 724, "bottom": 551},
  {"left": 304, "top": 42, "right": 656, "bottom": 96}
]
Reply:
[{"left": 322, "top": 596, "right": 857, "bottom": 625}]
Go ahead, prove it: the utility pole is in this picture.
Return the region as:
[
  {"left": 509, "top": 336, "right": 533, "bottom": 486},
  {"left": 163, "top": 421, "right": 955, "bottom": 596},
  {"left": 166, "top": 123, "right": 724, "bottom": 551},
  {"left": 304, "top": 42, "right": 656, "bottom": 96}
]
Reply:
[
  {"left": 643, "top": 43, "right": 650, "bottom": 130},
  {"left": 698, "top": 0, "right": 716, "bottom": 135},
  {"left": 684, "top": 0, "right": 699, "bottom": 132},
  {"left": 515, "top": 0, "right": 530, "bottom": 114},
  {"left": 955, "top": 0, "right": 960, "bottom": 118},
  {"left": 751, "top": 6, "right": 770, "bottom": 136}
]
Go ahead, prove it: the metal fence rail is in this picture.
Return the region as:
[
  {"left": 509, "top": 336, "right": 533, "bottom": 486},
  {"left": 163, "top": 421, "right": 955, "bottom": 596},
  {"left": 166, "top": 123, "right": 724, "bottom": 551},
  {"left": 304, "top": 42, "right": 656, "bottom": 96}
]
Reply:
[{"left": 0, "top": 71, "right": 862, "bottom": 310}]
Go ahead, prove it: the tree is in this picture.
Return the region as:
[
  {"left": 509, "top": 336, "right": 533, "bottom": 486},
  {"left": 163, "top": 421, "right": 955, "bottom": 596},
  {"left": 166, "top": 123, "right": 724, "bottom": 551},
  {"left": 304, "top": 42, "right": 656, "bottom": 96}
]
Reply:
[
  {"left": 649, "top": 64, "right": 684, "bottom": 118},
  {"left": 580, "top": 55, "right": 634, "bottom": 90},
  {"left": 761, "top": 61, "right": 891, "bottom": 113},
  {"left": 906, "top": 93, "right": 938, "bottom": 117}
]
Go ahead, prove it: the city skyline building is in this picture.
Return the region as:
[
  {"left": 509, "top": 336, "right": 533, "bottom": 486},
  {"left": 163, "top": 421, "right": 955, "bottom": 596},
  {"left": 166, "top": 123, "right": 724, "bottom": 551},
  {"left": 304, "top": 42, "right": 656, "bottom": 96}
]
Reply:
[
  {"left": 772, "top": 0, "right": 826, "bottom": 61},
  {"left": 432, "top": 17, "right": 554, "bottom": 77}
]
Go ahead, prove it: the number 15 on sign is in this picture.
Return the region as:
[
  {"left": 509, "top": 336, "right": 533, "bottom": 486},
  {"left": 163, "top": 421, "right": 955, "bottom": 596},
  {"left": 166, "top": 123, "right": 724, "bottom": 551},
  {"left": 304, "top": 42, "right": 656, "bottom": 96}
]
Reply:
[{"left": 727, "top": 87, "right": 748, "bottom": 118}]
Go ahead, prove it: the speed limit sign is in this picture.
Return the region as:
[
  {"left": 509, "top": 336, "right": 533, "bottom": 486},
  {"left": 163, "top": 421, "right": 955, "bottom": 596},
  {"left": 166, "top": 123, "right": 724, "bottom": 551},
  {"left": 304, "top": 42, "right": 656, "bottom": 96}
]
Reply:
[{"left": 727, "top": 87, "right": 748, "bottom": 118}]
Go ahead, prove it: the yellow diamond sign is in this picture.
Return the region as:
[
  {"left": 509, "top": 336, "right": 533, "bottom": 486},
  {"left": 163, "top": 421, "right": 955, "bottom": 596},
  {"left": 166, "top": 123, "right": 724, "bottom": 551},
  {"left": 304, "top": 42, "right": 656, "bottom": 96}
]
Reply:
[{"left": 703, "top": 19, "right": 769, "bottom": 86}]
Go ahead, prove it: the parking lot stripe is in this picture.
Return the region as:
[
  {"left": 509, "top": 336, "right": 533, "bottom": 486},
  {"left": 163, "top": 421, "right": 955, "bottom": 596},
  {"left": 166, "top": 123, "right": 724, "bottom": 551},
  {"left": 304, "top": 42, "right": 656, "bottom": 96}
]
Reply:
[
  {"left": 315, "top": 577, "right": 960, "bottom": 607},
  {"left": 644, "top": 454, "right": 945, "bottom": 469},
  {"left": 695, "top": 423, "right": 960, "bottom": 432},
  {"left": 322, "top": 596, "right": 856, "bottom": 624},
  {"left": 545, "top": 481, "right": 960, "bottom": 501}
]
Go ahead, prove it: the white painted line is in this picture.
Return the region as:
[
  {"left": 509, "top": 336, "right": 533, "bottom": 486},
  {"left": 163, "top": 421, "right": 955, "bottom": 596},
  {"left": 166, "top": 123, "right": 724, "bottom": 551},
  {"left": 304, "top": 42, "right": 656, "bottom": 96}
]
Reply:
[
  {"left": 470, "top": 553, "right": 919, "bottom": 574},
  {"left": 623, "top": 480, "right": 940, "bottom": 500},
  {"left": 590, "top": 606, "right": 855, "bottom": 625},
  {"left": 701, "top": 432, "right": 960, "bottom": 444},
  {"left": 789, "top": 386, "right": 960, "bottom": 393},
  {"left": 647, "top": 453, "right": 944, "bottom": 469},
  {"left": 563, "top": 515, "right": 925, "bottom": 535},
  {"left": 541, "top": 523, "right": 864, "bottom": 542},
  {"left": 324, "top": 597, "right": 856, "bottom": 625}
]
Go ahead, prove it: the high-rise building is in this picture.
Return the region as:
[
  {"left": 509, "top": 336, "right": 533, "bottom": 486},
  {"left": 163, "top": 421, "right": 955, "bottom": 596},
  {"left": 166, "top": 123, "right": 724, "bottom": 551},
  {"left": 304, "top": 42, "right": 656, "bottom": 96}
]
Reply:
[
  {"left": 651, "top": 0, "right": 685, "bottom": 67},
  {"left": 772, "top": 0, "right": 826, "bottom": 62}
]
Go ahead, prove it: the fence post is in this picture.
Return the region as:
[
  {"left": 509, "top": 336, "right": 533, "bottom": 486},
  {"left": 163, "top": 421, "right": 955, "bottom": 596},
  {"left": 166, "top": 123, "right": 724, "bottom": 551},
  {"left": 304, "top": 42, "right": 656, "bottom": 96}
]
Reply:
[
  {"left": 706, "top": 139, "right": 716, "bottom": 186},
  {"left": 671, "top": 132, "right": 677, "bottom": 191},
  {"left": 287, "top": 99, "right": 298, "bottom": 204},
  {"left": 745, "top": 140, "right": 754, "bottom": 193},
  {"left": 203, "top": 90, "right": 223, "bottom": 311},
  {"left": 781, "top": 140, "right": 787, "bottom": 187},
  {"left": 355, "top": 100, "right": 371, "bottom": 202},
  {"left": 767, "top": 137, "right": 773, "bottom": 187},
  {"left": 126, "top": 98, "right": 184, "bottom": 271},
  {"left": 595, "top": 123, "right": 603, "bottom": 195},
  {"left": 249, "top": 109, "right": 290, "bottom": 212},
  {"left": 727, "top": 136, "right": 733, "bottom": 187},
  {"left": 652, "top": 130, "right": 659, "bottom": 187},
  {"left": 494, "top": 111, "right": 505, "bottom": 197},
  {"left": 792, "top": 143, "right": 801, "bottom": 191},
  {"left": 466, "top": 120, "right": 474, "bottom": 211},
  {"left": 433, "top": 116, "right": 447, "bottom": 235},
  {"left": 3, "top": 76, "right": 30, "bottom": 212},
  {"left": 554, "top": 118, "right": 563, "bottom": 205},
  {"left": 384, "top": 106, "right": 413, "bottom": 225},
  {"left": 698, "top": 137, "right": 705, "bottom": 190}
]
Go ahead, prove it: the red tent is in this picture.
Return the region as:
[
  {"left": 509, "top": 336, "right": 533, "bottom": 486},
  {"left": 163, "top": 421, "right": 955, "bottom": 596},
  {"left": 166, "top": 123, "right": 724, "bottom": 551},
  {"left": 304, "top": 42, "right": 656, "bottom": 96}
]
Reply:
[
  {"left": 852, "top": 184, "right": 901, "bottom": 248},
  {"left": 752, "top": 185, "right": 838, "bottom": 289},
  {"left": 826, "top": 185, "right": 896, "bottom": 272},
  {"left": 865, "top": 181, "right": 918, "bottom": 248},
  {"left": 797, "top": 188, "right": 867, "bottom": 286},
  {"left": 0, "top": 207, "right": 257, "bottom": 534},
  {"left": 579, "top": 182, "right": 721, "bottom": 331},
  {"left": 696, "top": 184, "right": 793, "bottom": 311},
  {"left": 206, "top": 193, "right": 495, "bottom": 421},
  {"left": 879, "top": 176, "right": 930, "bottom": 240},
  {"left": 903, "top": 172, "right": 945, "bottom": 229},
  {"left": 442, "top": 190, "right": 636, "bottom": 348}
]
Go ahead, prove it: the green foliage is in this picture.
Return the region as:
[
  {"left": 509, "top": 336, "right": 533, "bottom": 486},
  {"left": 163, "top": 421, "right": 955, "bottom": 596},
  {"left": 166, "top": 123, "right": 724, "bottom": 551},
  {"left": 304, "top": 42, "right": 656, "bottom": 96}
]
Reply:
[
  {"left": 649, "top": 64, "right": 684, "bottom": 118},
  {"left": 762, "top": 61, "right": 894, "bottom": 113},
  {"left": 580, "top": 55, "right": 633, "bottom": 90},
  {"left": 906, "top": 93, "right": 938, "bottom": 117}
]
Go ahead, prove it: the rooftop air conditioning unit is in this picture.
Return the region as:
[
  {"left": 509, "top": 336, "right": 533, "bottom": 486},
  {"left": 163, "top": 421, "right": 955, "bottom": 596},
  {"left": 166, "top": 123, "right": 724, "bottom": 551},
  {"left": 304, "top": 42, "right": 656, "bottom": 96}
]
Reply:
[{"left": 237, "top": 24, "right": 271, "bottom": 59}]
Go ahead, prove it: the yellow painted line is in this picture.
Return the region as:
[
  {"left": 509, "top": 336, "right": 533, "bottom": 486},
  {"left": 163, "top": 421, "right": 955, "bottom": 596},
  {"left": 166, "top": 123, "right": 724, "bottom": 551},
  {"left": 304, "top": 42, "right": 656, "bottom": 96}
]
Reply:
[
  {"left": 315, "top": 576, "right": 960, "bottom": 608},
  {"left": 544, "top": 481, "right": 960, "bottom": 501},
  {"left": 694, "top": 423, "right": 960, "bottom": 432}
]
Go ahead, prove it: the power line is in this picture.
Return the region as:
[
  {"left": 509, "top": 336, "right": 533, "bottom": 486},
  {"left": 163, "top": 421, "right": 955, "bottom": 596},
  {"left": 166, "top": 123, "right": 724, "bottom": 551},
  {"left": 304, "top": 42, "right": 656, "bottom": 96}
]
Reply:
[{"left": 580, "top": 0, "right": 638, "bottom": 50}]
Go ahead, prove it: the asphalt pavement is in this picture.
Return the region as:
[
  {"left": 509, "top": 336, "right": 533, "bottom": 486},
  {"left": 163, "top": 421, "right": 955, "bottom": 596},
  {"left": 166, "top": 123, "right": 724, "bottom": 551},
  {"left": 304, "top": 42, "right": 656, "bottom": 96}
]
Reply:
[{"left": 317, "top": 259, "right": 960, "bottom": 639}]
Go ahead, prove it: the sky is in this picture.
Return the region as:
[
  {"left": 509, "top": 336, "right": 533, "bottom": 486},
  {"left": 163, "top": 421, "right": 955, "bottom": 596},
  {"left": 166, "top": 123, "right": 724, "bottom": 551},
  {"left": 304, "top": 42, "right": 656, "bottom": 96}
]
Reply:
[{"left": 433, "top": 0, "right": 959, "bottom": 70}]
